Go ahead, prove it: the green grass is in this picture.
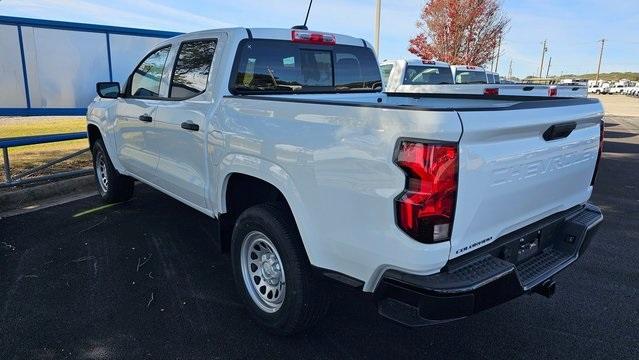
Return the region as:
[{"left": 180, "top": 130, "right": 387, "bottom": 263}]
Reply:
[{"left": 0, "top": 116, "right": 92, "bottom": 181}]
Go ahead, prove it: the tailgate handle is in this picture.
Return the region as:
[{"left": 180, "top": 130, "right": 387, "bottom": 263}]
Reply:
[
  {"left": 543, "top": 122, "right": 576, "bottom": 141},
  {"left": 523, "top": 86, "right": 534, "bottom": 91}
]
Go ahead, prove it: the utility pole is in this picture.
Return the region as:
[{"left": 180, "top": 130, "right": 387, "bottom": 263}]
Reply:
[
  {"left": 494, "top": 36, "right": 502, "bottom": 73},
  {"left": 538, "top": 39, "right": 547, "bottom": 78},
  {"left": 374, "top": 0, "right": 381, "bottom": 57},
  {"left": 596, "top": 39, "right": 605, "bottom": 81},
  {"left": 508, "top": 59, "right": 513, "bottom": 80},
  {"left": 546, "top": 56, "right": 552, "bottom": 78}
]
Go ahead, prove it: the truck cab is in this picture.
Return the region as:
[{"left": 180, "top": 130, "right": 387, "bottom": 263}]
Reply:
[
  {"left": 450, "top": 65, "right": 488, "bottom": 84},
  {"left": 486, "top": 70, "right": 500, "bottom": 84},
  {"left": 380, "top": 59, "right": 454, "bottom": 89}
]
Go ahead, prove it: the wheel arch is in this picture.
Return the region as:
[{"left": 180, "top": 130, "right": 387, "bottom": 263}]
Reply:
[
  {"left": 87, "top": 123, "right": 102, "bottom": 149},
  {"left": 216, "top": 160, "right": 316, "bottom": 267}
]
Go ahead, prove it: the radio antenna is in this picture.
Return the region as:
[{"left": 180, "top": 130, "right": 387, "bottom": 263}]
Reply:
[
  {"left": 292, "top": 0, "right": 313, "bottom": 30},
  {"left": 303, "top": 0, "right": 313, "bottom": 27}
]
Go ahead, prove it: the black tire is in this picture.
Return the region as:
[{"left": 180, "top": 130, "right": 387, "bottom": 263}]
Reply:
[
  {"left": 231, "top": 203, "right": 329, "bottom": 335},
  {"left": 92, "top": 138, "right": 134, "bottom": 203}
]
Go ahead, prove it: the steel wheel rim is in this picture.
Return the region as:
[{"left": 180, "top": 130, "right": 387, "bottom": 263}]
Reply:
[
  {"left": 96, "top": 152, "right": 109, "bottom": 193},
  {"left": 240, "top": 231, "right": 286, "bottom": 313}
]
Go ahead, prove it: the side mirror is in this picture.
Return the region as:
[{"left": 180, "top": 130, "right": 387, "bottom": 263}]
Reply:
[{"left": 96, "top": 82, "right": 120, "bottom": 99}]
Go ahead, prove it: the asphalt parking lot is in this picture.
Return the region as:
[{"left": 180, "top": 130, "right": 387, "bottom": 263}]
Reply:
[{"left": 1, "top": 98, "right": 638, "bottom": 359}]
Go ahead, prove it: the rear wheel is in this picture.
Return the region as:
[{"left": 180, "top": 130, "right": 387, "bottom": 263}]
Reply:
[
  {"left": 92, "top": 139, "right": 134, "bottom": 203},
  {"left": 231, "top": 203, "right": 329, "bottom": 335}
]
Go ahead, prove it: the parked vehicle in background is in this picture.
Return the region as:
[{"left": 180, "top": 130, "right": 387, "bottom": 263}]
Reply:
[
  {"left": 620, "top": 86, "right": 633, "bottom": 95},
  {"left": 588, "top": 83, "right": 609, "bottom": 94},
  {"left": 486, "top": 71, "right": 500, "bottom": 84},
  {"left": 608, "top": 84, "right": 627, "bottom": 94},
  {"left": 451, "top": 65, "right": 488, "bottom": 84},
  {"left": 380, "top": 59, "right": 454, "bottom": 87},
  {"left": 382, "top": 60, "right": 586, "bottom": 97},
  {"left": 87, "top": 28, "right": 604, "bottom": 334}
]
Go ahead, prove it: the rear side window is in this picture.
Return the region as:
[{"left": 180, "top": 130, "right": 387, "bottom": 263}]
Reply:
[
  {"left": 230, "top": 39, "right": 382, "bottom": 94},
  {"left": 130, "top": 46, "right": 171, "bottom": 97},
  {"left": 404, "top": 65, "right": 453, "bottom": 85},
  {"left": 380, "top": 64, "right": 393, "bottom": 86},
  {"left": 170, "top": 39, "right": 217, "bottom": 99},
  {"left": 455, "top": 70, "right": 487, "bottom": 84}
]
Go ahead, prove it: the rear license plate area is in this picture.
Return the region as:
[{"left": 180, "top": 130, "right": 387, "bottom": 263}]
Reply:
[{"left": 516, "top": 230, "right": 540, "bottom": 262}]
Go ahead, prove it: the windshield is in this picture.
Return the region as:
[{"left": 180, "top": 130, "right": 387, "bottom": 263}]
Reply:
[
  {"left": 403, "top": 65, "right": 453, "bottom": 85},
  {"left": 230, "top": 39, "right": 382, "bottom": 94},
  {"left": 455, "top": 70, "right": 488, "bottom": 84}
]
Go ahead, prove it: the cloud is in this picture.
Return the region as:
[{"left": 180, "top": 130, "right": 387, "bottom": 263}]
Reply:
[{"left": 0, "top": 0, "right": 233, "bottom": 31}]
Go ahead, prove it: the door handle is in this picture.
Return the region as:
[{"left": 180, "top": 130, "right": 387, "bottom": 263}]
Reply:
[
  {"left": 181, "top": 121, "right": 199, "bottom": 131},
  {"left": 139, "top": 115, "right": 153, "bottom": 122}
]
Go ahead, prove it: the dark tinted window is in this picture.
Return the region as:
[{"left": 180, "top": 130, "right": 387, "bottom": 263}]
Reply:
[
  {"left": 130, "top": 46, "right": 171, "bottom": 97},
  {"left": 231, "top": 39, "right": 382, "bottom": 94},
  {"left": 404, "top": 65, "right": 453, "bottom": 85},
  {"left": 170, "top": 40, "right": 217, "bottom": 98}
]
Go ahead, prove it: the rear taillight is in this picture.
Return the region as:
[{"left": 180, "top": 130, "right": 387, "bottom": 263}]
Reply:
[
  {"left": 591, "top": 120, "right": 604, "bottom": 186},
  {"left": 484, "top": 88, "right": 499, "bottom": 96},
  {"left": 291, "top": 30, "right": 336, "bottom": 45},
  {"left": 394, "top": 141, "right": 458, "bottom": 243},
  {"left": 548, "top": 87, "right": 558, "bottom": 96}
]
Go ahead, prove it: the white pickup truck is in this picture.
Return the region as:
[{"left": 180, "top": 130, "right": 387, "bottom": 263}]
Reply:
[
  {"left": 382, "top": 59, "right": 587, "bottom": 98},
  {"left": 87, "top": 28, "right": 604, "bottom": 334}
]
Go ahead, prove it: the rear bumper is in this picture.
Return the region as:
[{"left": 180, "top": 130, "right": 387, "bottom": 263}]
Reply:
[{"left": 375, "top": 203, "right": 603, "bottom": 326}]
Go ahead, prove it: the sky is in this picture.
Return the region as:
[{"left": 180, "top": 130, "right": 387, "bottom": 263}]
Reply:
[{"left": 1, "top": 0, "right": 638, "bottom": 78}]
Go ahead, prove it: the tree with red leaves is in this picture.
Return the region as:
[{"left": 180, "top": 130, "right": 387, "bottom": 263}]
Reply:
[{"left": 408, "top": 0, "right": 509, "bottom": 66}]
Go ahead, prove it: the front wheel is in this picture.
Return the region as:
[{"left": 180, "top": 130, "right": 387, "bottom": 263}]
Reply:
[
  {"left": 92, "top": 139, "right": 134, "bottom": 203},
  {"left": 231, "top": 203, "right": 329, "bottom": 335}
]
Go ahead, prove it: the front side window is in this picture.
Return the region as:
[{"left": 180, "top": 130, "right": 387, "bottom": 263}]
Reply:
[
  {"left": 404, "top": 65, "right": 453, "bottom": 85},
  {"left": 130, "top": 46, "right": 171, "bottom": 97},
  {"left": 231, "top": 39, "right": 382, "bottom": 94},
  {"left": 169, "top": 39, "right": 217, "bottom": 99}
]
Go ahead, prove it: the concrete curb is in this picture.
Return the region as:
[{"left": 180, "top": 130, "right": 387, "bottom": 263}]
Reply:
[{"left": 0, "top": 175, "right": 97, "bottom": 214}]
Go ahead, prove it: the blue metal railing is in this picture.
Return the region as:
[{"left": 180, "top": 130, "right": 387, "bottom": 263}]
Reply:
[
  {"left": 0, "top": 132, "right": 87, "bottom": 148},
  {"left": 1, "top": 132, "right": 91, "bottom": 188}
]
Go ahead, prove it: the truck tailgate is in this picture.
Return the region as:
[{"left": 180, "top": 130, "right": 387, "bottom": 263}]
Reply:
[{"left": 450, "top": 100, "right": 603, "bottom": 259}]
